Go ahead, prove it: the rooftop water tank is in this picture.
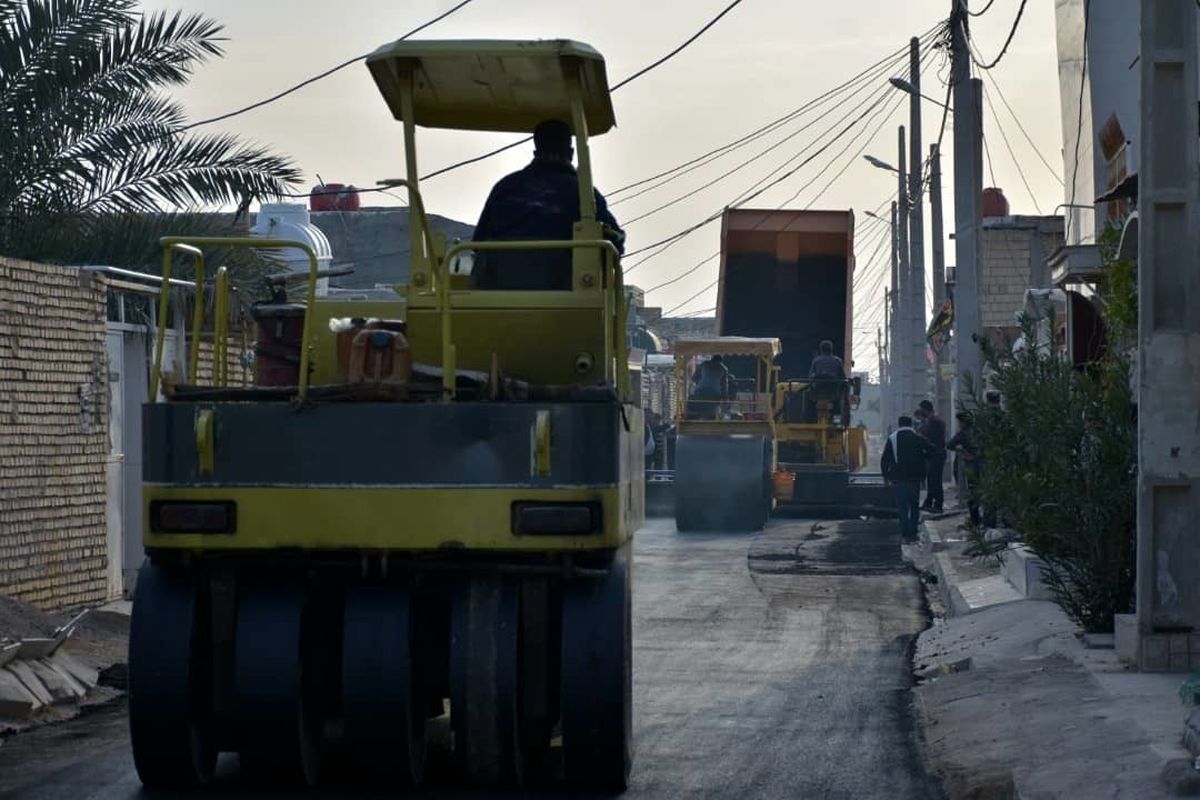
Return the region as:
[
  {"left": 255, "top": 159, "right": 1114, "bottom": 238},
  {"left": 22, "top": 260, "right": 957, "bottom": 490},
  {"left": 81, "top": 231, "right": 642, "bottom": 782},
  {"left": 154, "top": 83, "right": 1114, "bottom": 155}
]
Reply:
[
  {"left": 309, "top": 183, "right": 361, "bottom": 212},
  {"left": 982, "top": 187, "right": 1010, "bottom": 218},
  {"left": 250, "top": 203, "right": 333, "bottom": 296}
]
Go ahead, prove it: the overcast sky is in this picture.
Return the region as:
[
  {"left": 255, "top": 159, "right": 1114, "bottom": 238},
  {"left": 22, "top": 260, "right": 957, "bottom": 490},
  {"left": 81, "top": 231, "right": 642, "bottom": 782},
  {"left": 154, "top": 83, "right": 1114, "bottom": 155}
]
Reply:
[{"left": 146, "top": 0, "right": 1064, "bottom": 374}]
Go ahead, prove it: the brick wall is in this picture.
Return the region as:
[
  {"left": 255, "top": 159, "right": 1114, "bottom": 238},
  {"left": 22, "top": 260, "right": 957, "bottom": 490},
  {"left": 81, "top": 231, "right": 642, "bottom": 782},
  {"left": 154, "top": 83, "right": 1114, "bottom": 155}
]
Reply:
[
  {"left": 980, "top": 220, "right": 1065, "bottom": 330},
  {"left": 0, "top": 258, "right": 109, "bottom": 609}
]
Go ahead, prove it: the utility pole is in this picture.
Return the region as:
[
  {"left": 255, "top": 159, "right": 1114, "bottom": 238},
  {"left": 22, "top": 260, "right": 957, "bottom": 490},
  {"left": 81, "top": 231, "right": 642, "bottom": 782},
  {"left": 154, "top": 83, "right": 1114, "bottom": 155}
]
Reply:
[
  {"left": 882, "top": 290, "right": 891, "bottom": 434},
  {"left": 1134, "top": 0, "right": 1200, "bottom": 672},
  {"left": 876, "top": 322, "right": 887, "bottom": 436},
  {"left": 907, "top": 36, "right": 928, "bottom": 409},
  {"left": 929, "top": 143, "right": 950, "bottom": 433},
  {"left": 889, "top": 199, "right": 901, "bottom": 425},
  {"left": 950, "top": 0, "right": 983, "bottom": 412},
  {"left": 896, "top": 126, "right": 912, "bottom": 415}
]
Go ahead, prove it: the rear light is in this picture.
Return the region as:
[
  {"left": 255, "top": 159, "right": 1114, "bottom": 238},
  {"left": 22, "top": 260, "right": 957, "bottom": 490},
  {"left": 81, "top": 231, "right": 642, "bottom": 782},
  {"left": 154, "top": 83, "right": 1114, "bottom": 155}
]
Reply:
[
  {"left": 150, "top": 501, "right": 237, "bottom": 534},
  {"left": 512, "top": 502, "right": 601, "bottom": 535}
]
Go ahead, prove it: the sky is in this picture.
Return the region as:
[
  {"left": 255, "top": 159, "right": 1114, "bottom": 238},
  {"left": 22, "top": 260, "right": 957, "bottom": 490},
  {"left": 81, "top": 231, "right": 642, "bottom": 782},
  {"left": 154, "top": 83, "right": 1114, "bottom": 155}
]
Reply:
[{"left": 143, "top": 0, "right": 1067, "bottom": 375}]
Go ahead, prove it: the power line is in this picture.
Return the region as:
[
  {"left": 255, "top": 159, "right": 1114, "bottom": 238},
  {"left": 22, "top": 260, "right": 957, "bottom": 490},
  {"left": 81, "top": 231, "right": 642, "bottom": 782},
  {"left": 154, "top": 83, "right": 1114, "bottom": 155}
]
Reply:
[
  {"left": 982, "top": 127, "right": 999, "bottom": 189},
  {"left": 982, "top": 83, "right": 1042, "bottom": 212},
  {"left": 610, "top": 0, "right": 746, "bottom": 91},
  {"left": 969, "top": 0, "right": 1029, "bottom": 70},
  {"left": 421, "top": 0, "right": 748, "bottom": 182},
  {"left": 968, "top": 0, "right": 999, "bottom": 16},
  {"left": 178, "top": 0, "right": 477, "bottom": 134},
  {"left": 629, "top": 49, "right": 929, "bottom": 273},
  {"left": 620, "top": 53, "right": 909, "bottom": 226},
  {"left": 1066, "top": 0, "right": 1090, "bottom": 242},
  {"left": 978, "top": 66, "right": 1064, "bottom": 186},
  {"left": 608, "top": 31, "right": 933, "bottom": 200},
  {"left": 642, "top": 251, "right": 719, "bottom": 294}
]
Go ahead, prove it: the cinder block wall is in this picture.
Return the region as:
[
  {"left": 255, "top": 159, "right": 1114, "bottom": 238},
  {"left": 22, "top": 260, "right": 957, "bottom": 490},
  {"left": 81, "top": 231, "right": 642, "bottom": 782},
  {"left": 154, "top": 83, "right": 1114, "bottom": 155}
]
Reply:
[{"left": 0, "top": 258, "right": 109, "bottom": 609}]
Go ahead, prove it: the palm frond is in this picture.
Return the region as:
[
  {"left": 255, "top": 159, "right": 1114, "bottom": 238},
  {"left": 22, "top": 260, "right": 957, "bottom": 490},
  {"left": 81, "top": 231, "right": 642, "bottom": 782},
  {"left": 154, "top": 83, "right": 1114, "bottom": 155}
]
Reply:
[
  {"left": 0, "top": 0, "right": 135, "bottom": 109},
  {"left": 0, "top": 0, "right": 300, "bottom": 264},
  {"left": 80, "top": 131, "right": 301, "bottom": 214}
]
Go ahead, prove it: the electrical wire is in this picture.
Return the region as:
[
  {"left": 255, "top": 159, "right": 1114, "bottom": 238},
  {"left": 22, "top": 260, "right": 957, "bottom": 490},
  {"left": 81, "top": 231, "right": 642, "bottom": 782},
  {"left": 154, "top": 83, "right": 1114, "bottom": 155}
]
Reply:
[
  {"left": 421, "top": 0, "right": 748, "bottom": 182},
  {"left": 968, "top": 0, "right": 999, "bottom": 16},
  {"left": 629, "top": 50, "right": 928, "bottom": 273},
  {"left": 978, "top": 66, "right": 1064, "bottom": 186},
  {"left": 177, "top": 0, "right": 478, "bottom": 134},
  {"left": 982, "top": 83, "right": 1042, "bottom": 212},
  {"left": 982, "top": 127, "right": 999, "bottom": 189},
  {"left": 1065, "top": 0, "right": 1090, "bottom": 242},
  {"left": 620, "top": 53, "right": 910, "bottom": 226},
  {"left": 642, "top": 251, "right": 719, "bottom": 295},
  {"left": 608, "top": 30, "right": 936, "bottom": 200},
  {"left": 969, "top": 0, "right": 1029, "bottom": 71},
  {"left": 611, "top": 0, "right": 746, "bottom": 91}
]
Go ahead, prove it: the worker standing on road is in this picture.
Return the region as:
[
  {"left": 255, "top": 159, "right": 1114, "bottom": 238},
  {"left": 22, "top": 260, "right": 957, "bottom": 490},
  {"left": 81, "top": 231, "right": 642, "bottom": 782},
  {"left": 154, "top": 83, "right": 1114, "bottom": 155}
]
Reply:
[
  {"left": 916, "top": 400, "right": 947, "bottom": 513},
  {"left": 881, "top": 414, "right": 937, "bottom": 542},
  {"left": 946, "top": 411, "right": 981, "bottom": 526},
  {"left": 471, "top": 119, "right": 625, "bottom": 290}
]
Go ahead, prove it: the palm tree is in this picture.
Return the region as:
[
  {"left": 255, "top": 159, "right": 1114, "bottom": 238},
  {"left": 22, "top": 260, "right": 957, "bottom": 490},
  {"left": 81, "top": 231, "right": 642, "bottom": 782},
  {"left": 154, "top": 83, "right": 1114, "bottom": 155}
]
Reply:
[{"left": 0, "top": 0, "right": 301, "bottom": 270}]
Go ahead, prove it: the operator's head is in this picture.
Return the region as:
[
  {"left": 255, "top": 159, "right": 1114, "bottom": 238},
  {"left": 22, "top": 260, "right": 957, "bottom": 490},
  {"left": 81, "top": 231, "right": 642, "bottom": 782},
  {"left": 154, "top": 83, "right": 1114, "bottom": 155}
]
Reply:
[
  {"left": 710, "top": 354, "right": 724, "bottom": 364},
  {"left": 819, "top": 339, "right": 834, "bottom": 355},
  {"left": 985, "top": 390, "right": 1001, "bottom": 407},
  {"left": 533, "top": 119, "right": 573, "bottom": 164},
  {"left": 919, "top": 399, "right": 934, "bottom": 414},
  {"left": 899, "top": 414, "right": 914, "bottom": 428},
  {"left": 956, "top": 411, "right": 972, "bottom": 426}
]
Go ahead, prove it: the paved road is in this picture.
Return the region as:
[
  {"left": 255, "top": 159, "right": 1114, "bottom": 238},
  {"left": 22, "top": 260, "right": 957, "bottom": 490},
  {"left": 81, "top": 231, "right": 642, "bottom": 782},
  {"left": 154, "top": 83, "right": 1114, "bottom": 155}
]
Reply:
[{"left": 0, "top": 517, "right": 941, "bottom": 799}]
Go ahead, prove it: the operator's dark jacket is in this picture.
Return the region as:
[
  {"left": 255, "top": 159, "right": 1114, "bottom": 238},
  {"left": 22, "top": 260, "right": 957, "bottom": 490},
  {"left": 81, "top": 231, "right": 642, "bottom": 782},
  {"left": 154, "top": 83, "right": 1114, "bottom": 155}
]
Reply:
[
  {"left": 471, "top": 159, "right": 625, "bottom": 290},
  {"left": 881, "top": 427, "right": 937, "bottom": 483},
  {"left": 809, "top": 354, "right": 846, "bottom": 379}
]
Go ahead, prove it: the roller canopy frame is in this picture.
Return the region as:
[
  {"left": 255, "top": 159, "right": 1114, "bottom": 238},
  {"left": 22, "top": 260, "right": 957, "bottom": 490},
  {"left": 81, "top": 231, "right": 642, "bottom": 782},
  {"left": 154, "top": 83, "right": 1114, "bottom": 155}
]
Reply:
[{"left": 367, "top": 39, "right": 616, "bottom": 134}]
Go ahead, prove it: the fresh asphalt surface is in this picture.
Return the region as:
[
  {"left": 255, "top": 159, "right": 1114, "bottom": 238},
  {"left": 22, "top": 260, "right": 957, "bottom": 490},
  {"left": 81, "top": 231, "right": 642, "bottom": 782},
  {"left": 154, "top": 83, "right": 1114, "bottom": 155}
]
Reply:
[{"left": 0, "top": 517, "right": 942, "bottom": 799}]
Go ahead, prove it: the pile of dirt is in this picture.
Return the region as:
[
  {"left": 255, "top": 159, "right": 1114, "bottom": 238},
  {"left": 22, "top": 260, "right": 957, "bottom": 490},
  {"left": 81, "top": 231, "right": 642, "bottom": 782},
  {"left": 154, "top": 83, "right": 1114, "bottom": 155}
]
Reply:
[{"left": 0, "top": 595, "right": 56, "bottom": 642}]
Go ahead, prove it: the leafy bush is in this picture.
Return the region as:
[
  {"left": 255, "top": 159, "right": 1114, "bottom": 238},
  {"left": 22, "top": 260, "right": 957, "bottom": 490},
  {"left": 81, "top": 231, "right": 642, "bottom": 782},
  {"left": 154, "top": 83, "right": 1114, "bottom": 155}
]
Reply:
[{"left": 967, "top": 316, "right": 1136, "bottom": 633}]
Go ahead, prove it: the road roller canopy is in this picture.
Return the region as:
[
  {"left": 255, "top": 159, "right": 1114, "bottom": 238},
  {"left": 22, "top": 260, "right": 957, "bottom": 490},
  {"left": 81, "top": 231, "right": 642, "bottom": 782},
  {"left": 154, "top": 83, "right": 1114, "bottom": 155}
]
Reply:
[
  {"left": 366, "top": 39, "right": 616, "bottom": 134},
  {"left": 673, "top": 337, "right": 782, "bottom": 359}
]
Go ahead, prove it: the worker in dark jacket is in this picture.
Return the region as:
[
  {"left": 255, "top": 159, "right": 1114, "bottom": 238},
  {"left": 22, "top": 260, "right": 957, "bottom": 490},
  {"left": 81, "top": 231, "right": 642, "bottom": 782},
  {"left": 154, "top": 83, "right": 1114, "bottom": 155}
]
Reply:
[
  {"left": 946, "top": 411, "right": 981, "bottom": 526},
  {"left": 916, "top": 400, "right": 947, "bottom": 513},
  {"left": 471, "top": 119, "right": 625, "bottom": 290},
  {"left": 689, "top": 355, "right": 733, "bottom": 419},
  {"left": 808, "top": 339, "right": 846, "bottom": 379},
  {"left": 881, "top": 414, "right": 937, "bottom": 542}
]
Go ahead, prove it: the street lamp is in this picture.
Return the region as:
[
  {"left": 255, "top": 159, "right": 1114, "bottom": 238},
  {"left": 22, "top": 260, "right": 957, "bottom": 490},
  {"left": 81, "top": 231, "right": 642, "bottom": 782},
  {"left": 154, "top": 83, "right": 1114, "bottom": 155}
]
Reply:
[
  {"left": 889, "top": 76, "right": 950, "bottom": 109},
  {"left": 863, "top": 155, "right": 898, "bottom": 173}
]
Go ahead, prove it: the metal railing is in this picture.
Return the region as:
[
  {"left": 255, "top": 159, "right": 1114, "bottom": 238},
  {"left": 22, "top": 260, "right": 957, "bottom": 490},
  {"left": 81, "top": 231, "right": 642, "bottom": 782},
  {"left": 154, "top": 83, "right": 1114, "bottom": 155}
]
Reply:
[{"left": 150, "top": 237, "right": 319, "bottom": 401}]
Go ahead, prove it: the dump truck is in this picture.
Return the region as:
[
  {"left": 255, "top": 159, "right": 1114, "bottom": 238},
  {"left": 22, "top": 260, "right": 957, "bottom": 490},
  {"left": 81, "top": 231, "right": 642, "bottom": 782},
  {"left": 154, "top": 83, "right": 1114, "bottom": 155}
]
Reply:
[
  {"left": 716, "top": 208, "right": 890, "bottom": 511},
  {"left": 128, "top": 39, "right": 639, "bottom": 792},
  {"left": 671, "top": 337, "right": 780, "bottom": 531}
]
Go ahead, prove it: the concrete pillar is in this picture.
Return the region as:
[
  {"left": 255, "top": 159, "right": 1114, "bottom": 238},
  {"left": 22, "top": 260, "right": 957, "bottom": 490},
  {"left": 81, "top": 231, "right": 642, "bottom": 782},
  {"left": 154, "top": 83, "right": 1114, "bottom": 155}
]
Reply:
[{"left": 1135, "top": 0, "right": 1200, "bottom": 672}]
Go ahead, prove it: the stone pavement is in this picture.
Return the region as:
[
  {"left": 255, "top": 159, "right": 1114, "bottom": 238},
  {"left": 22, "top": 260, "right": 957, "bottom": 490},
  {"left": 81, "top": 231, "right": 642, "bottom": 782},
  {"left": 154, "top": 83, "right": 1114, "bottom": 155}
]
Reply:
[{"left": 906, "top": 494, "right": 1200, "bottom": 799}]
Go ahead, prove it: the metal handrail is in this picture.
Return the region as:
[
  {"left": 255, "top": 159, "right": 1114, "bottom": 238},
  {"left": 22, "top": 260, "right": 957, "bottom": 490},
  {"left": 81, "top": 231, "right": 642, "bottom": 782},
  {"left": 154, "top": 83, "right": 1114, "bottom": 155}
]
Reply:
[
  {"left": 150, "top": 237, "right": 319, "bottom": 401},
  {"left": 437, "top": 239, "right": 622, "bottom": 399},
  {"left": 214, "top": 266, "right": 230, "bottom": 386}
]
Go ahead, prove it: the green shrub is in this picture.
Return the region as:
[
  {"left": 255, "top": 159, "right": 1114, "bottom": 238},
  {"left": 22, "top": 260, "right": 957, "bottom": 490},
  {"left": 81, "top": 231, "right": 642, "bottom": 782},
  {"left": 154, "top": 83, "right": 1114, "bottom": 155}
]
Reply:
[{"left": 966, "top": 317, "right": 1136, "bottom": 633}]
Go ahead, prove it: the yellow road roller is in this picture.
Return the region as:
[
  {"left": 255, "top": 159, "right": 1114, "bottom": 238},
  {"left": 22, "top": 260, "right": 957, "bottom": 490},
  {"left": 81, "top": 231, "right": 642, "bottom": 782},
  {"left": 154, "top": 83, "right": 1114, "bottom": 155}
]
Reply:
[
  {"left": 671, "top": 337, "right": 780, "bottom": 532},
  {"left": 129, "top": 39, "right": 641, "bottom": 791}
]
